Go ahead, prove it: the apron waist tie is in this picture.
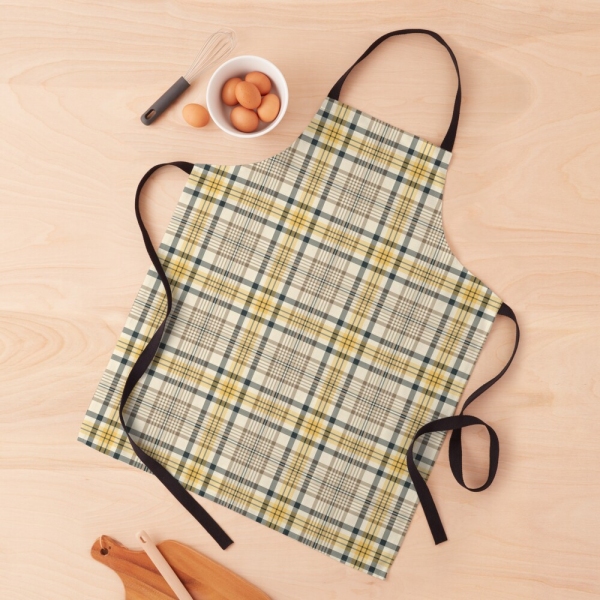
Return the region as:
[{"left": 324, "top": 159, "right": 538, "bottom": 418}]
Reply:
[
  {"left": 407, "top": 302, "right": 520, "bottom": 544},
  {"left": 119, "top": 162, "right": 233, "bottom": 550}
]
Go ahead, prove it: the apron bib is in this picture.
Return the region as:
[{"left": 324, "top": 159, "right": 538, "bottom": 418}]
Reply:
[{"left": 79, "top": 29, "right": 519, "bottom": 579}]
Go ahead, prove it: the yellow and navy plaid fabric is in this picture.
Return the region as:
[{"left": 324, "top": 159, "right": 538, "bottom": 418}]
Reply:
[{"left": 79, "top": 97, "right": 502, "bottom": 578}]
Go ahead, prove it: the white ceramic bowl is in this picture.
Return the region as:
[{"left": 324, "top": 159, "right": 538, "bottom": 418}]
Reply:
[{"left": 206, "top": 55, "right": 288, "bottom": 138}]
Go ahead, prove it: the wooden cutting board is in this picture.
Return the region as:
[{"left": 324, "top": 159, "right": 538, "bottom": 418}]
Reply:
[{"left": 91, "top": 535, "right": 271, "bottom": 600}]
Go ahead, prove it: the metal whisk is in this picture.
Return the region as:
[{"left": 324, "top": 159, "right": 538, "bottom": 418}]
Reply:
[{"left": 141, "top": 28, "right": 237, "bottom": 126}]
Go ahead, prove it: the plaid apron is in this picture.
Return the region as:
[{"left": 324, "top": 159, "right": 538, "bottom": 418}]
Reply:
[{"left": 79, "top": 29, "right": 520, "bottom": 579}]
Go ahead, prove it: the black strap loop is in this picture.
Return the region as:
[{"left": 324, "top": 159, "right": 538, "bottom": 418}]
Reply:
[
  {"left": 119, "top": 161, "right": 233, "bottom": 550},
  {"left": 407, "top": 302, "right": 520, "bottom": 544},
  {"left": 328, "top": 29, "right": 462, "bottom": 152}
]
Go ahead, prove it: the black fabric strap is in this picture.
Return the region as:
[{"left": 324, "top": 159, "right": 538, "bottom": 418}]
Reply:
[
  {"left": 119, "top": 161, "right": 233, "bottom": 550},
  {"left": 407, "top": 302, "right": 520, "bottom": 544},
  {"left": 328, "top": 29, "right": 462, "bottom": 152}
]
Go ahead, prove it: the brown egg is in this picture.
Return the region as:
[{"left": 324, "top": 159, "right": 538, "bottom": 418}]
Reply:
[
  {"left": 245, "top": 71, "right": 271, "bottom": 95},
  {"left": 182, "top": 104, "right": 210, "bottom": 128},
  {"left": 235, "top": 81, "right": 261, "bottom": 110},
  {"left": 257, "top": 93, "right": 280, "bottom": 123},
  {"left": 230, "top": 106, "right": 259, "bottom": 133},
  {"left": 221, "top": 77, "right": 242, "bottom": 106}
]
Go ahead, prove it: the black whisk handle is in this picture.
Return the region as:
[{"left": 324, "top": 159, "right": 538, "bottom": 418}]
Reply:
[{"left": 140, "top": 76, "right": 190, "bottom": 125}]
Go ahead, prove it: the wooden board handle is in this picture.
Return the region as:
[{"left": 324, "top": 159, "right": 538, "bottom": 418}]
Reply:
[{"left": 91, "top": 535, "right": 271, "bottom": 600}]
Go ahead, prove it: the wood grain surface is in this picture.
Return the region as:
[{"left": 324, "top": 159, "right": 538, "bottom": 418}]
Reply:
[{"left": 1, "top": 1, "right": 599, "bottom": 598}]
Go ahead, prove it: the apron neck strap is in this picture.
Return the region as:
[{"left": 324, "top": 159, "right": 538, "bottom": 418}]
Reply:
[{"left": 327, "top": 29, "right": 462, "bottom": 153}]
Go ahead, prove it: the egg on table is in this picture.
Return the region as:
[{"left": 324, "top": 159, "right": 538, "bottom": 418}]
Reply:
[{"left": 182, "top": 104, "right": 210, "bottom": 128}]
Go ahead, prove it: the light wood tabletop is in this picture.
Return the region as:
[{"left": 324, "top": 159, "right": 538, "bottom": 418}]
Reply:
[{"left": 1, "top": 1, "right": 599, "bottom": 598}]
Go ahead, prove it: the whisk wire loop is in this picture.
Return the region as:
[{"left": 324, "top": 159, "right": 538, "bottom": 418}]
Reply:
[{"left": 184, "top": 28, "right": 237, "bottom": 83}]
